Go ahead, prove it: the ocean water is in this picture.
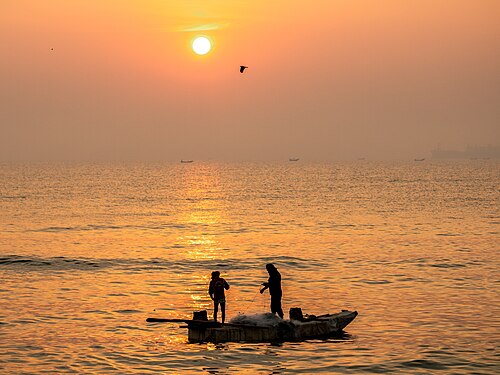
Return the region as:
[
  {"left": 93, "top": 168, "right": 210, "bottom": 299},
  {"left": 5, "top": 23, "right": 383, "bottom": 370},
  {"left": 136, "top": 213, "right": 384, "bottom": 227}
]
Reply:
[{"left": 0, "top": 161, "right": 498, "bottom": 374}]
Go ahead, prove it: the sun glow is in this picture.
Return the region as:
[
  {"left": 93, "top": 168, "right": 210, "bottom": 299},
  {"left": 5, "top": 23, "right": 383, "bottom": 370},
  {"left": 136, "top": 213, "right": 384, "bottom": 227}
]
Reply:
[{"left": 192, "top": 36, "right": 212, "bottom": 55}]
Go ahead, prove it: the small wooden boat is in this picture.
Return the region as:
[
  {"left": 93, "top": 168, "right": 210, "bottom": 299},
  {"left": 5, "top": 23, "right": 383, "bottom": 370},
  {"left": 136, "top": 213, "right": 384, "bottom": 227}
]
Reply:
[
  {"left": 289, "top": 157, "right": 300, "bottom": 162},
  {"left": 147, "top": 309, "right": 358, "bottom": 343},
  {"left": 180, "top": 160, "right": 194, "bottom": 163}
]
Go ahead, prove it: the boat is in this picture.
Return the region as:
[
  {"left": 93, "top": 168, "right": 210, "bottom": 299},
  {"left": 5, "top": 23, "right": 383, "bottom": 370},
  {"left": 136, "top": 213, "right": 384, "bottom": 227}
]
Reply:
[
  {"left": 289, "top": 158, "right": 300, "bottom": 162},
  {"left": 414, "top": 158, "right": 425, "bottom": 162},
  {"left": 180, "top": 160, "right": 194, "bottom": 163},
  {"left": 146, "top": 309, "right": 358, "bottom": 343}
]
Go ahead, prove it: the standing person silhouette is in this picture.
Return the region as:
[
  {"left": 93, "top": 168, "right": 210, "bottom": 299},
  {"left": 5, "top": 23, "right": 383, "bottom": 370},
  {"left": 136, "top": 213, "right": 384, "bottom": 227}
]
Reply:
[
  {"left": 208, "top": 271, "right": 230, "bottom": 324},
  {"left": 260, "top": 263, "right": 284, "bottom": 318}
]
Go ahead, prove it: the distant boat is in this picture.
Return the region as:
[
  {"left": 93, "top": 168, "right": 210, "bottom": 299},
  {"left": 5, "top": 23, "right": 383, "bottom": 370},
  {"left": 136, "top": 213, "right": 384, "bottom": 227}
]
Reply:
[
  {"left": 180, "top": 160, "right": 193, "bottom": 163},
  {"left": 357, "top": 157, "right": 366, "bottom": 161},
  {"left": 289, "top": 158, "right": 300, "bottom": 162},
  {"left": 414, "top": 158, "right": 425, "bottom": 162}
]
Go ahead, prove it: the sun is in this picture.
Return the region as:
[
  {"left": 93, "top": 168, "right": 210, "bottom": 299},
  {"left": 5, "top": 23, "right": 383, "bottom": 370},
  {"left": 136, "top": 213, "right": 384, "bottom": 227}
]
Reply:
[{"left": 192, "top": 36, "right": 212, "bottom": 55}]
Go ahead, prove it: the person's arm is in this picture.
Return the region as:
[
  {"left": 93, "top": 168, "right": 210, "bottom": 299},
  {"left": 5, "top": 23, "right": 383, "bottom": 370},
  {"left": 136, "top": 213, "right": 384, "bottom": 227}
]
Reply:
[
  {"left": 260, "top": 282, "right": 269, "bottom": 294},
  {"left": 208, "top": 281, "right": 214, "bottom": 300},
  {"left": 224, "top": 279, "right": 230, "bottom": 290}
]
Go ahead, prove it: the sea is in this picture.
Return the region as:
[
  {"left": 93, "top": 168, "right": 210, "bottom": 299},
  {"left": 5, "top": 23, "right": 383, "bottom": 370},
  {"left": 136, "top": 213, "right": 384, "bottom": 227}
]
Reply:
[{"left": 0, "top": 161, "right": 498, "bottom": 374}]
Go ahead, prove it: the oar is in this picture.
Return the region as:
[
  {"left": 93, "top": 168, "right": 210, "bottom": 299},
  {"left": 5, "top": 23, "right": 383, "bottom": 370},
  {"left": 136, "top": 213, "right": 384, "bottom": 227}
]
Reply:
[
  {"left": 146, "top": 318, "right": 190, "bottom": 323},
  {"left": 146, "top": 317, "right": 268, "bottom": 329}
]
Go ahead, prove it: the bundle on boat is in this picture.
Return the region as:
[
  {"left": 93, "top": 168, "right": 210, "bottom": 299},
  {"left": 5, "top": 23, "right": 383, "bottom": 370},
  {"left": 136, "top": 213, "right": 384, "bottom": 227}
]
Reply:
[{"left": 146, "top": 308, "right": 358, "bottom": 343}]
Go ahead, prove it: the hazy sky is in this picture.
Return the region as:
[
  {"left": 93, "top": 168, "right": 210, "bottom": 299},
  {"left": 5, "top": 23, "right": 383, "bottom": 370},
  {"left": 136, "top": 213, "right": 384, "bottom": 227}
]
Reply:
[{"left": 1, "top": 0, "right": 499, "bottom": 161}]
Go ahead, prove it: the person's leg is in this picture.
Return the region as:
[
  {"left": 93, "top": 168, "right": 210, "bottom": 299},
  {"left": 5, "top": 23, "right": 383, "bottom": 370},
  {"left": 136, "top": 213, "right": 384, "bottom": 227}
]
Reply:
[
  {"left": 271, "top": 296, "right": 284, "bottom": 318},
  {"left": 276, "top": 300, "right": 284, "bottom": 319},
  {"left": 213, "top": 301, "right": 219, "bottom": 322},
  {"left": 220, "top": 301, "right": 226, "bottom": 324},
  {"left": 270, "top": 296, "right": 278, "bottom": 315}
]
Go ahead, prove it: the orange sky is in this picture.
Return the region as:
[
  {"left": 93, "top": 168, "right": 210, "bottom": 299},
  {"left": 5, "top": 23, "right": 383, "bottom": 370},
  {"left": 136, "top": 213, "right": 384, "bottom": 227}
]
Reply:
[{"left": 1, "top": 0, "right": 499, "bottom": 160}]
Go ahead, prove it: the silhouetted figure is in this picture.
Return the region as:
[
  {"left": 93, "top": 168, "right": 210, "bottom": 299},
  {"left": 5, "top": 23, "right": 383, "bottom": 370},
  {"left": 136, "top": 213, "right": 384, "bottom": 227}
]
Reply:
[
  {"left": 208, "top": 271, "right": 230, "bottom": 324},
  {"left": 260, "top": 263, "right": 284, "bottom": 318},
  {"left": 240, "top": 66, "right": 248, "bottom": 73}
]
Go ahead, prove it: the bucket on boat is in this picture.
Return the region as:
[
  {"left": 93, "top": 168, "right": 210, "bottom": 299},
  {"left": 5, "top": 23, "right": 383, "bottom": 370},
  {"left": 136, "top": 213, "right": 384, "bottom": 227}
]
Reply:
[
  {"left": 289, "top": 307, "right": 304, "bottom": 321},
  {"left": 193, "top": 310, "right": 208, "bottom": 321}
]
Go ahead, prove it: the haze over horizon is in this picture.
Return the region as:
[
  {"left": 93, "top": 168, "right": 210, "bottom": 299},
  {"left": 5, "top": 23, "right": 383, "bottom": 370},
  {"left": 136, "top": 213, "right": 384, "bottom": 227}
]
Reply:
[{"left": 1, "top": 0, "right": 499, "bottom": 161}]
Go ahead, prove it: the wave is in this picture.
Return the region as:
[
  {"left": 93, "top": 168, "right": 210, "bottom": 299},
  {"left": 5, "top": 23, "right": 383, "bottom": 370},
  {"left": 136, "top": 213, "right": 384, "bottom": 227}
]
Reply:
[
  {"left": 0, "top": 195, "right": 27, "bottom": 200},
  {"left": 29, "top": 223, "right": 189, "bottom": 233},
  {"left": 0, "top": 254, "right": 325, "bottom": 273},
  {"left": 0, "top": 255, "right": 106, "bottom": 270}
]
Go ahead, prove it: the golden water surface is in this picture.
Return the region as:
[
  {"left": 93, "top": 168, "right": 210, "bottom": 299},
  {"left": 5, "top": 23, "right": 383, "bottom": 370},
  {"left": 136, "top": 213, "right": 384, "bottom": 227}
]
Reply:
[{"left": 0, "top": 161, "right": 498, "bottom": 374}]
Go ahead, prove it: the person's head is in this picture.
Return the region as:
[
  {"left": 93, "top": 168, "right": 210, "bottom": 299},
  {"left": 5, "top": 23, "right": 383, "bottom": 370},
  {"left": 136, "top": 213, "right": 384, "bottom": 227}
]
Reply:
[
  {"left": 211, "top": 271, "right": 220, "bottom": 279},
  {"left": 266, "top": 263, "right": 277, "bottom": 274}
]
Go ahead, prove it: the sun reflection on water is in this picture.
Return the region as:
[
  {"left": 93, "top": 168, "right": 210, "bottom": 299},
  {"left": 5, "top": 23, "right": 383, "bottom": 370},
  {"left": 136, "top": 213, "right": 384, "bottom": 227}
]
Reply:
[
  {"left": 182, "top": 236, "right": 223, "bottom": 260},
  {"left": 177, "top": 164, "right": 228, "bottom": 261}
]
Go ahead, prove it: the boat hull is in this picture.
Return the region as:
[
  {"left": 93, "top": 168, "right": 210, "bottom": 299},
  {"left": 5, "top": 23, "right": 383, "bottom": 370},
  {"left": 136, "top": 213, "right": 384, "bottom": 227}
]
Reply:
[{"left": 187, "top": 310, "right": 357, "bottom": 343}]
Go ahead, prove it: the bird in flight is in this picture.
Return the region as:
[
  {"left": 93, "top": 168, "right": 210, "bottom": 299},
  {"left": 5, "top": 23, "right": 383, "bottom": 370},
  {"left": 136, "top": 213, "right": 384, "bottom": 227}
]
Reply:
[{"left": 240, "top": 66, "right": 248, "bottom": 73}]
